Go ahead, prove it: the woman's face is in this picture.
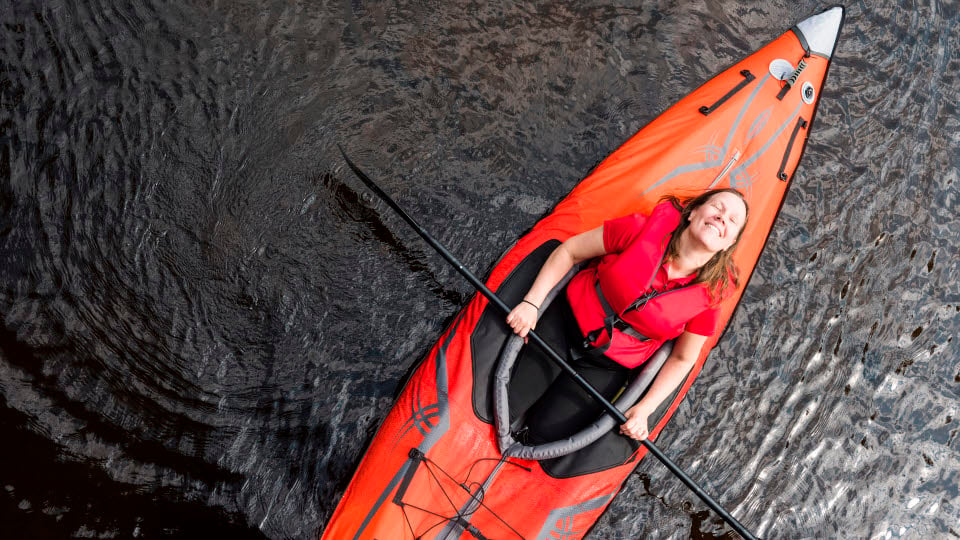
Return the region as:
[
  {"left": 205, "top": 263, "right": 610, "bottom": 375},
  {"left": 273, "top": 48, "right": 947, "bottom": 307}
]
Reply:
[{"left": 686, "top": 192, "right": 747, "bottom": 253}]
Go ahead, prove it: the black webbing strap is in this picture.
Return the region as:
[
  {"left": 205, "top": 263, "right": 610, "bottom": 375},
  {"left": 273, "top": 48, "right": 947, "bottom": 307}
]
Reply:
[
  {"left": 776, "top": 81, "right": 792, "bottom": 101},
  {"left": 776, "top": 58, "right": 809, "bottom": 101},
  {"left": 777, "top": 117, "right": 808, "bottom": 181},
  {"left": 699, "top": 70, "right": 755, "bottom": 116},
  {"left": 581, "top": 280, "right": 651, "bottom": 357},
  {"left": 393, "top": 448, "right": 423, "bottom": 506}
]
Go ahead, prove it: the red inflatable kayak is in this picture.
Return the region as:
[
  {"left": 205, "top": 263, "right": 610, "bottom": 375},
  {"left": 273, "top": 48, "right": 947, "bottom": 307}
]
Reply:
[{"left": 324, "top": 7, "right": 844, "bottom": 539}]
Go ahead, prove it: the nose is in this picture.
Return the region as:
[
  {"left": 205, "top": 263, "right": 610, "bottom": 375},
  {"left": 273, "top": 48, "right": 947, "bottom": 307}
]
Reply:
[{"left": 713, "top": 214, "right": 726, "bottom": 234}]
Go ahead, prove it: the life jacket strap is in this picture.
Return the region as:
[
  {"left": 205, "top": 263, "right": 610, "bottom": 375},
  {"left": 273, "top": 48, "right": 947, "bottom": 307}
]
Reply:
[{"left": 581, "top": 279, "right": 650, "bottom": 357}]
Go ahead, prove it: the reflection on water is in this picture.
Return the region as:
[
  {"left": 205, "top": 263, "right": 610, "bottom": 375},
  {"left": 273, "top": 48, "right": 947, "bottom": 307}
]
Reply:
[{"left": 1, "top": 1, "right": 958, "bottom": 538}]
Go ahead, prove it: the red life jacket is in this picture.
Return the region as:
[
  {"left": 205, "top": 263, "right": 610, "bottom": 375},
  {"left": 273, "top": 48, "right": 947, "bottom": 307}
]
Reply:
[{"left": 566, "top": 202, "right": 715, "bottom": 368}]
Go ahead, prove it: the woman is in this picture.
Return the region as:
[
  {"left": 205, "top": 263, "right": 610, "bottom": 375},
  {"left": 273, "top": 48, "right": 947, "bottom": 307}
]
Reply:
[{"left": 505, "top": 188, "right": 748, "bottom": 444}]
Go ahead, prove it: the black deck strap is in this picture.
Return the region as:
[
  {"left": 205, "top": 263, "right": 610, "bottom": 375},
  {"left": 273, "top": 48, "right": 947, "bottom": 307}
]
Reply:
[
  {"left": 460, "top": 520, "right": 490, "bottom": 540},
  {"left": 775, "top": 82, "right": 791, "bottom": 101},
  {"left": 392, "top": 448, "right": 424, "bottom": 506},
  {"left": 777, "top": 117, "right": 809, "bottom": 181},
  {"left": 699, "top": 70, "right": 755, "bottom": 116},
  {"left": 776, "top": 59, "right": 808, "bottom": 101}
]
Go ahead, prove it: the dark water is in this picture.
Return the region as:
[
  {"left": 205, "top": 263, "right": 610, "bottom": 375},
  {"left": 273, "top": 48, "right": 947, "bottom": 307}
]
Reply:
[{"left": 2, "top": 1, "right": 958, "bottom": 538}]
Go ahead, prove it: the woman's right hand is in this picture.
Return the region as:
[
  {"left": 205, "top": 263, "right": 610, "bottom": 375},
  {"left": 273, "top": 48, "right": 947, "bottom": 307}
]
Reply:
[{"left": 506, "top": 302, "right": 539, "bottom": 338}]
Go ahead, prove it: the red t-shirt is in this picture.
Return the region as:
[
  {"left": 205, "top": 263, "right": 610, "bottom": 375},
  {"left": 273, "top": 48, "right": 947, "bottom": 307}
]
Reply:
[{"left": 566, "top": 203, "right": 719, "bottom": 367}]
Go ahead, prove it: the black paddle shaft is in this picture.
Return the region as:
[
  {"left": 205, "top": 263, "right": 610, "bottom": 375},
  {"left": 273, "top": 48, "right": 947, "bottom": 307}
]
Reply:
[{"left": 338, "top": 146, "right": 758, "bottom": 540}]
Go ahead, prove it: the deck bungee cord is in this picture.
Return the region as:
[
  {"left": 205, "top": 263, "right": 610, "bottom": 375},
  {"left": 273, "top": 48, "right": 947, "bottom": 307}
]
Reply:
[
  {"left": 337, "top": 146, "right": 759, "bottom": 540},
  {"left": 394, "top": 449, "right": 529, "bottom": 539}
]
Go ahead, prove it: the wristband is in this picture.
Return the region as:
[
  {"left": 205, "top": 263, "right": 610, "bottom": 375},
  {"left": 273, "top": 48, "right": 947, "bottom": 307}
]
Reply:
[{"left": 521, "top": 299, "right": 540, "bottom": 310}]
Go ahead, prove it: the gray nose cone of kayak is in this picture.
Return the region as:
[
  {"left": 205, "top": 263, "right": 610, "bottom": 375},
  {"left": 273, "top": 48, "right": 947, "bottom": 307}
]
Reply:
[{"left": 795, "top": 6, "right": 844, "bottom": 58}]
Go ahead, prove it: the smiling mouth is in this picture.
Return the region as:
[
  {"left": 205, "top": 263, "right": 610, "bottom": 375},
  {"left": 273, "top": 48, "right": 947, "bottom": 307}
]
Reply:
[{"left": 707, "top": 222, "right": 723, "bottom": 237}]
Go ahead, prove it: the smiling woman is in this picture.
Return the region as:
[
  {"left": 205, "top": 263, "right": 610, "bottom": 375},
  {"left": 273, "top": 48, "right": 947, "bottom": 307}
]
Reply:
[
  {"left": 506, "top": 189, "right": 751, "bottom": 446},
  {"left": 662, "top": 188, "right": 750, "bottom": 301}
]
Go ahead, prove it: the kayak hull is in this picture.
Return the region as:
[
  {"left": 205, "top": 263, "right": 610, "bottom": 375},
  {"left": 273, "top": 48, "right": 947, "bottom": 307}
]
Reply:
[{"left": 324, "top": 8, "right": 842, "bottom": 539}]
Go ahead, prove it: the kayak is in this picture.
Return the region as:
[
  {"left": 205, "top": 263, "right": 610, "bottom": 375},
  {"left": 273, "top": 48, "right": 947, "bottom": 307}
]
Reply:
[{"left": 323, "top": 6, "right": 844, "bottom": 539}]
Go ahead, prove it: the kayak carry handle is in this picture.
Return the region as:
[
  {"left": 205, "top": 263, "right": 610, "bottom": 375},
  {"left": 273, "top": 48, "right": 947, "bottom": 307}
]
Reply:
[
  {"left": 777, "top": 117, "right": 808, "bottom": 181},
  {"left": 699, "top": 70, "right": 755, "bottom": 116}
]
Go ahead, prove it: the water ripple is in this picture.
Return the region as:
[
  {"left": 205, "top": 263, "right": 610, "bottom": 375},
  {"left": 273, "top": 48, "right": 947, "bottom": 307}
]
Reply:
[{"left": 2, "top": 0, "right": 960, "bottom": 538}]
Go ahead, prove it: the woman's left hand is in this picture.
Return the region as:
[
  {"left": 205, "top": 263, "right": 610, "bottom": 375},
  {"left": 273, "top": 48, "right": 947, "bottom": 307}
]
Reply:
[{"left": 620, "top": 404, "right": 651, "bottom": 441}]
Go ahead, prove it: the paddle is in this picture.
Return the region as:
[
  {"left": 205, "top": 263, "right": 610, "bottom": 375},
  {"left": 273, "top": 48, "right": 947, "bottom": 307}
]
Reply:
[{"left": 338, "top": 145, "right": 759, "bottom": 540}]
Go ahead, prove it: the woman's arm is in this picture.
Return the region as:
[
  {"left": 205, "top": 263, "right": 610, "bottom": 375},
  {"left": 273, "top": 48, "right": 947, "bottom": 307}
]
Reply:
[
  {"left": 505, "top": 226, "right": 606, "bottom": 338},
  {"left": 619, "top": 330, "right": 708, "bottom": 440}
]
